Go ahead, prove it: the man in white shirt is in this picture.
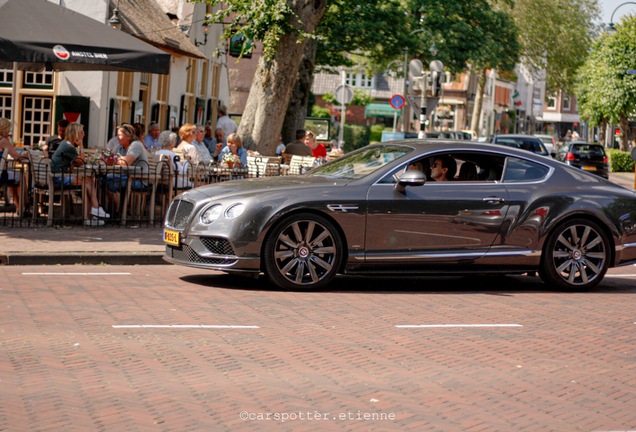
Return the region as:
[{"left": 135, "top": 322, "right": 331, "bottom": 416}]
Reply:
[
  {"left": 216, "top": 105, "right": 238, "bottom": 137},
  {"left": 192, "top": 125, "right": 213, "bottom": 164}
]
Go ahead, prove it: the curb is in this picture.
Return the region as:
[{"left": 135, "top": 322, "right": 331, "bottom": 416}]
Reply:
[{"left": 0, "top": 252, "right": 167, "bottom": 266}]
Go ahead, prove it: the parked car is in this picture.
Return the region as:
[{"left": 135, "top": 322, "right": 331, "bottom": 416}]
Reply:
[
  {"left": 490, "top": 134, "right": 553, "bottom": 158},
  {"left": 163, "top": 139, "right": 636, "bottom": 291},
  {"left": 534, "top": 134, "right": 556, "bottom": 154},
  {"left": 424, "top": 131, "right": 472, "bottom": 140},
  {"left": 556, "top": 141, "right": 609, "bottom": 179}
]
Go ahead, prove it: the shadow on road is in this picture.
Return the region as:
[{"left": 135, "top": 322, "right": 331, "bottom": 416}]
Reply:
[{"left": 179, "top": 272, "right": 636, "bottom": 295}]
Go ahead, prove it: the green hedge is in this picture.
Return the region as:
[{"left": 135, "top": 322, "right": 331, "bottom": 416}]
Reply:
[
  {"left": 343, "top": 124, "right": 370, "bottom": 152},
  {"left": 608, "top": 149, "right": 634, "bottom": 172},
  {"left": 370, "top": 124, "right": 385, "bottom": 143}
]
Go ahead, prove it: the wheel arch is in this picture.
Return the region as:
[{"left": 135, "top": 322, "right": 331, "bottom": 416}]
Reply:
[
  {"left": 258, "top": 208, "right": 350, "bottom": 273},
  {"left": 541, "top": 213, "right": 616, "bottom": 267}
]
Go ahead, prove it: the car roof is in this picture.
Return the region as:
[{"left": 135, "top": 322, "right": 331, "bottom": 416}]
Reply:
[{"left": 495, "top": 134, "right": 542, "bottom": 140}]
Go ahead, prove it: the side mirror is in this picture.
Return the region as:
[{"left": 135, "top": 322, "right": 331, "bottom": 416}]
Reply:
[{"left": 395, "top": 169, "right": 426, "bottom": 193}]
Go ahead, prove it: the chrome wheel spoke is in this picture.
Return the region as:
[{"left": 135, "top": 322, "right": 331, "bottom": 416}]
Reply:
[
  {"left": 273, "top": 219, "right": 338, "bottom": 286},
  {"left": 552, "top": 223, "right": 607, "bottom": 286}
]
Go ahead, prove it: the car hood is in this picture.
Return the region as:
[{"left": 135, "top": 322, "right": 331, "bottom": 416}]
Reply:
[{"left": 176, "top": 175, "right": 351, "bottom": 202}]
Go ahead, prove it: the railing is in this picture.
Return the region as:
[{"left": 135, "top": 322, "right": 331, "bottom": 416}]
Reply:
[{"left": 0, "top": 153, "right": 295, "bottom": 228}]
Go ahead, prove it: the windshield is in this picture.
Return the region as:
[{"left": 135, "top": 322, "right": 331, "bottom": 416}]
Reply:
[{"left": 308, "top": 145, "right": 412, "bottom": 180}]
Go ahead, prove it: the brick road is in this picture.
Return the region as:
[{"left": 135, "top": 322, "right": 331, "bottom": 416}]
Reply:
[{"left": 1, "top": 265, "right": 635, "bottom": 431}]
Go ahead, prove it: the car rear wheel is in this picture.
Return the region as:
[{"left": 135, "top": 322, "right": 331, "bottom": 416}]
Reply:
[
  {"left": 539, "top": 218, "right": 610, "bottom": 290},
  {"left": 264, "top": 213, "right": 343, "bottom": 290}
]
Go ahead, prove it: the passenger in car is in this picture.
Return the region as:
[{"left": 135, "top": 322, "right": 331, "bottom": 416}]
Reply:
[
  {"left": 430, "top": 155, "right": 457, "bottom": 181},
  {"left": 457, "top": 161, "right": 478, "bottom": 181}
]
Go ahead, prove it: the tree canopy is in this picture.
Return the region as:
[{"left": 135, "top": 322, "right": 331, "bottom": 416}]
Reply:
[{"left": 575, "top": 15, "right": 636, "bottom": 150}]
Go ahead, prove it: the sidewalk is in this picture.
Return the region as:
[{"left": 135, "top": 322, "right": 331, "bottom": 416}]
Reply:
[
  {"left": 1, "top": 172, "right": 634, "bottom": 266},
  {"left": 0, "top": 226, "right": 166, "bottom": 265}
]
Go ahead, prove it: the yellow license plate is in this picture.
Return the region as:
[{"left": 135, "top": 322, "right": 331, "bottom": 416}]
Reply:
[
  {"left": 582, "top": 165, "right": 596, "bottom": 171},
  {"left": 163, "top": 229, "right": 180, "bottom": 246}
]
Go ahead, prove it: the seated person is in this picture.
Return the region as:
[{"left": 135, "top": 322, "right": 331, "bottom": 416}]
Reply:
[
  {"left": 430, "top": 155, "right": 457, "bottom": 181},
  {"left": 50, "top": 122, "right": 110, "bottom": 225},
  {"left": 457, "top": 161, "right": 478, "bottom": 181},
  {"left": 0, "top": 117, "right": 23, "bottom": 214},
  {"left": 104, "top": 124, "right": 148, "bottom": 213}
]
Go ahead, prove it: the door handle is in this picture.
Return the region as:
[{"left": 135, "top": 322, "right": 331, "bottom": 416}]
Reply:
[{"left": 483, "top": 197, "right": 505, "bottom": 204}]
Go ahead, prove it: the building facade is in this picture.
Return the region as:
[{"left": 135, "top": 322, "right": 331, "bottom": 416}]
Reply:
[{"left": 0, "top": 0, "right": 230, "bottom": 148}]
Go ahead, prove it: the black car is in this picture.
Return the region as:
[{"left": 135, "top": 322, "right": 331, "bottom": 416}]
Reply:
[
  {"left": 163, "top": 140, "right": 636, "bottom": 291},
  {"left": 490, "top": 134, "right": 553, "bottom": 158},
  {"left": 556, "top": 141, "right": 609, "bottom": 179}
]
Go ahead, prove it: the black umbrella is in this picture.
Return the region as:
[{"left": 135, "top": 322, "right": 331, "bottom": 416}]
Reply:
[{"left": 0, "top": 0, "right": 170, "bottom": 74}]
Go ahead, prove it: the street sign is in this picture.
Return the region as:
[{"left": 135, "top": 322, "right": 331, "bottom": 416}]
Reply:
[
  {"left": 627, "top": 69, "right": 636, "bottom": 75},
  {"left": 389, "top": 94, "right": 405, "bottom": 110},
  {"left": 334, "top": 84, "right": 354, "bottom": 104}
]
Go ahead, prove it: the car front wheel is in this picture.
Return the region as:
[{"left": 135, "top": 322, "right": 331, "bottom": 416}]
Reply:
[
  {"left": 264, "top": 213, "right": 343, "bottom": 290},
  {"left": 539, "top": 218, "right": 610, "bottom": 290}
]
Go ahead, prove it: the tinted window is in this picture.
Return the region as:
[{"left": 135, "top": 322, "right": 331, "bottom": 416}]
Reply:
[
  {"left": 504, "top": 158, "right": 549, "bottom": 182},
  {"left": 571, "top": 144, "right": 605, "bottom": 157}
]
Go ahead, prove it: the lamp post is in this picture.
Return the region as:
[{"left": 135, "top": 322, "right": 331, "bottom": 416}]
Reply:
[
  {"left": 401, "top": 29, "right": 440, "bottom": 134},
  {"left": 607, "top": 2, "right": 636, "bottom": 31}
]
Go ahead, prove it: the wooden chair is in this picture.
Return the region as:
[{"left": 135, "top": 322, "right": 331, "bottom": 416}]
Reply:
[
  {"left": 288, "top": 155, "right": 316, "bottom": 175},
  {"left": 29, "top": 151, "right": 80, "bottom": 226},
  {"left": 154, "top": 154, "right": 193, "bottom": 220},
  {"left": 121, "top": 157, "right": 165, "bottom": 225},
  {"left": 255, "top": 156, "right": 282, "bottom": 177}
]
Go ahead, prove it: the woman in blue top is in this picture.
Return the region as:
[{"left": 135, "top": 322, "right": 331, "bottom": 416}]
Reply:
[
  {"left": 51, "top": 122, "right": 109, "bottom": 225},
  {"left": 217, "top": 133, "right": 247, "bottom": 167}
]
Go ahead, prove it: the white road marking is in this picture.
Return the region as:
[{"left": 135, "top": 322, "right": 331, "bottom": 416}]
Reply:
[
  {"left": 112, "top": 325, "right": 260, "bottom": 329},
  {"left": 396, "top": 324, "right": 523, "bottom": 328},
  {"left": 22, "top": 272, "right": 131, "bottom": 275}
]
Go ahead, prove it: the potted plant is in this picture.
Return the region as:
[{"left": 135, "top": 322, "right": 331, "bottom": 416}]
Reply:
[{"left": 222, "top": 152, "right": 241, "bottom": 168}]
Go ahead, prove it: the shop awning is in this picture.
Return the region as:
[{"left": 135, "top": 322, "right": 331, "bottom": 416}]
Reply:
[{"left": 365, "top": 102, "right": 401, "bottom": 118}]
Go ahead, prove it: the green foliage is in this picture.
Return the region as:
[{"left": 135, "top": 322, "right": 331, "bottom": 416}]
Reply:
[
  {"left": 193, "top": 0, "right": 313, "bottom": 61},
  {"left": 343, "top": 124, "right": 370, "bottom": 152},
  {"left": 321, "top": 89, "right": 373, "bottom": 107},
  {"left": 405, "top": 0, "right": 519, "bottom": 74},
  {"left": 311, "top": 105, "right": 331, "bottom": 118},
  {"left": 370, "top": 124, "right": 386, "bottom": 143},
  {"left": 576, "top": 16, "right": 636, "bottom": 128},
  {"left": 608, "top": 149, "right": 634, "bottom": 172},
  {"left": 316, "top": 0, "right": 410, "bottom": 69},
  {"left": 511, "top": 0, "right": 600, "bottom": 93}
]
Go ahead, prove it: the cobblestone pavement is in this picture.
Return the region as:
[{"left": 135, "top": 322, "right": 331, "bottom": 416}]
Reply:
[{"left": 1, "top": 265, "right": 635, "bottom": 431}]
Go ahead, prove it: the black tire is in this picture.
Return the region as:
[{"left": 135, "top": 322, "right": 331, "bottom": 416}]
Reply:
[
  {"left": 539, "top": 218, "right": 610, "bottom": 290},
  {"left": 263, "top": 213, "right": 343, "bottom": 290}
]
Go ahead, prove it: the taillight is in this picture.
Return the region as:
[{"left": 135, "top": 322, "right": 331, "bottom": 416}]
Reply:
[
  {"left": 603, "top": 155, "right": 609, "bottom": 164},
  {"left": 565, "top": 152, "right": 575, "bottom": 161}
]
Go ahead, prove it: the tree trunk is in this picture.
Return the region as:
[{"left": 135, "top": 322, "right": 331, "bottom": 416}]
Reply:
[
  {"left": 281, "top": 39, "right": 318, "bottom": 146},
  {"left": 600, "top": 118, "right": 607, "bottom": 147},
  {"left": 620, "top": 114, "right": 629, "bottom": 151},
  {"left": 470, "top": 68, "right": 486, "bottom": 138},
  {"left": 238, "top": 0, "right": 327, "bottom": 154}
]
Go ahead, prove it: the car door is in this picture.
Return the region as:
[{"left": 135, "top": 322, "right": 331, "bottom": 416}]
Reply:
[{"left": 364, "top": 162, "right": 510, "bottom": 264}]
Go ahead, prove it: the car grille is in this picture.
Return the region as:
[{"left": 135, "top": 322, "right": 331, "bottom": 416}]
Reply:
[
  {"left": 200, "top": 237, "right": 235, "bottom": 255},
  {"left": 165, "top": 244, "right": 238, "bottom": 266},
  {"left": 166, "top": 199, "right": 194, "bottom": 229}
]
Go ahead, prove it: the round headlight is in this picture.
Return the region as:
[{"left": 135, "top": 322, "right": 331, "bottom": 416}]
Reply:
[
  {"left": 200, "top": 204, "right": 223, "bottom": 224},
  {"left": 225, "top": 203, "right": 246, "bottom": 219}
]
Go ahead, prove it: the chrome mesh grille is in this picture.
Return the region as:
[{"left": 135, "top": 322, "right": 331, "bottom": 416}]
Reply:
[
  {"left": 166, "top": 199, "right": 194, "bottom": 229},
  {"left": 200, "top": 237, "right": 235, "bottom": 255},
  {"left": 165, "top": 244, "right": 238, "bottom": 266}
]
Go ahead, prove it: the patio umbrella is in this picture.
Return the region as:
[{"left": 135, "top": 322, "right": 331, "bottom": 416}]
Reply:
[{"left": 0, "top": 0, "right": 170, "bottom": 74}]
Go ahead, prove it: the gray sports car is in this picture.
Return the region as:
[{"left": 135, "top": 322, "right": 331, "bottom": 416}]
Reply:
[{"left": 163, "top": 140, "right": 636, "bottom": 291}]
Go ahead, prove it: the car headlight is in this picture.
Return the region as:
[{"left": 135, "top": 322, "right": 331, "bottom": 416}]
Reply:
[
  {"left": 225, "top": 203, "right": 246, "bottom": 219},
  {"left": 200, "top": 204, "right": 223, "bottom": 225}
]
